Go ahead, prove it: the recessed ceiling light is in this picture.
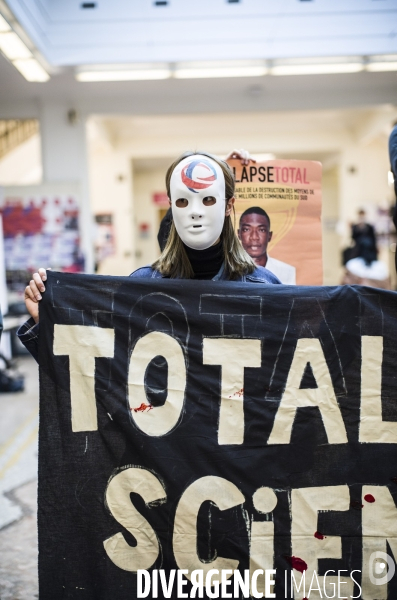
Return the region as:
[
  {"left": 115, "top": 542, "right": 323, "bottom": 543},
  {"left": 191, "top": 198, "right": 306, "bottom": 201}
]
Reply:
[
  {"left": 270, "top": 62, "right": 363, "bottom": 75},
  {"left": 175, "top": 66, "right": 267, "bottom": 78},
  {"left": 76, "top": 65, "right": 171, "bottom": 81},
  {"left": 175, "top": 60, "right": 267, "bottom": 79},
  {"left": 367, "top": 56, "right": 397, "bottom": 71},
  {"left": 13, "top": 58, "right": 50, "bottom": 81},
  {"left": 367, "top": 62, "right": 397, "bottom": 71},
  {"left": 0, "top": 12, "right": 50, "bottom": 81},
  {"left": 0, "top": 31, "right": 32, "bottom": 60}
]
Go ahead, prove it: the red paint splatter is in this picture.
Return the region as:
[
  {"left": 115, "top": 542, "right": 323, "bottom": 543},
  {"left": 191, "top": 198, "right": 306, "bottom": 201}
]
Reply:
[
  {"left": 132, "top": 403, "right": 153, "bottom": 413},
  {"left": 286, "top": 556, "right": 308, "bottom": 573},
  {"left": 229, "top": 388, "right": 244, "bottom": 399},
  {"left": 314, "top": 531, "right": 325, "bottom": 540},
  {"left": 350, "top": 500, "right": 364, "bottom": 510},
  {"left": 364, "top": 494, "right": 375, "bottom": 503}
]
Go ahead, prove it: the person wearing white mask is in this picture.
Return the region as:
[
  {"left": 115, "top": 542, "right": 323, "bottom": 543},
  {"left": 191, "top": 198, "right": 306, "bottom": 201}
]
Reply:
[
  {"left": 133, "top": 152, "right": 281, "bottom": 282},
  {"left": 18, "top": 151, "right": 280, "bottom": 361}
]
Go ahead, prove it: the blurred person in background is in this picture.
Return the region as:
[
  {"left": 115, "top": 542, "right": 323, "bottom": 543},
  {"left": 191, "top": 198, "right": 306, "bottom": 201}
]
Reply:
[
  {"left": 342, "top": 209, "right": 376, "bottom": 265},
  {"left": 351, "top": 209, "right": 377, "bottom": 254},
  {"left": 18, "top": 150, "right": 280, "bottom": 362},
  {"left": 342, "top": 208, "right": 390, "bottom": 288}
]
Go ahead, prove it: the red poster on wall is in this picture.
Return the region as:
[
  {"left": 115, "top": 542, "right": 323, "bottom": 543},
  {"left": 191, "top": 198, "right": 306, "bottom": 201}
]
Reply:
[{"left": 0, "top": 195, "right": 84, "bottom": 273}]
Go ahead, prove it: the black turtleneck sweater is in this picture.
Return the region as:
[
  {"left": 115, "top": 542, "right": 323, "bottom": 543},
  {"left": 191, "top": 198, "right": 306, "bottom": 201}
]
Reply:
[{"left": 184, "top": 241, "right": 224, "bottom": 280}]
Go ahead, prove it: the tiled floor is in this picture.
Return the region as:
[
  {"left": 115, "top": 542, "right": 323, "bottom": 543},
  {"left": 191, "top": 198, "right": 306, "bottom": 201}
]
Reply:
[{"left": 0, "top": 356, "right": 39, "bottom": 599}]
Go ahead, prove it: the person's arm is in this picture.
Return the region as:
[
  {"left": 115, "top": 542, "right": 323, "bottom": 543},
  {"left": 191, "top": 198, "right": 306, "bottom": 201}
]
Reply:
[
  {"left": 16, "top": 317, "right": 39, "bottom": 363},
  {"left": 16, "top": 267, "right": 48, "bottom": 363}
]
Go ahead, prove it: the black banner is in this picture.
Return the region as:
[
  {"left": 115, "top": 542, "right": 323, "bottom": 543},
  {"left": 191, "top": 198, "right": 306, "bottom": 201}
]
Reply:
[{"left": 38, "top": 272, "right": 397, "bottom": 599}]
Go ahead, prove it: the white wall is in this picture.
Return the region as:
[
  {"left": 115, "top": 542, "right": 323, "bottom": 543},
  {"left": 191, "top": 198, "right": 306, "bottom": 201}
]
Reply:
[
  {"left": 0, "top": 133, "right": 42, "bottom": 185},
  {"left": 39, "top": 104, "right": 94, "bottom": 273},
  {"left": 133, "top": 165, "right": 169, "bottom": 268},
  {"left": 322, "top": 166, "right": 342, "bottom": 285},
  {"left": 88, "top": 143, "right": 135, "bottom": 276},
  {"left": 112, "top": 110, "right": 354, "bottom": 158}
]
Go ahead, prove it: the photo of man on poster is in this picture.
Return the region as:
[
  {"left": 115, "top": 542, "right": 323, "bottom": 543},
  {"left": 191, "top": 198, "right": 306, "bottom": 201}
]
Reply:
[{"left": 238, "top": 206, "right": 296, "bottom": 285}]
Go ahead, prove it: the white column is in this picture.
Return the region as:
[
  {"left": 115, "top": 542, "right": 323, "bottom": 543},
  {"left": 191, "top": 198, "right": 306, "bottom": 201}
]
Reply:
[
  {"left": 39, "top": 103, "right": 94, "bottom": 273},
  {"left": 88, "top": 144, "right": 135, "bottom": 276}
]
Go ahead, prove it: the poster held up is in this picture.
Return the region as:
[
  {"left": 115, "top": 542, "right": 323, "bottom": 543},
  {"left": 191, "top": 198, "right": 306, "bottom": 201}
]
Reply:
[{"left": 227, "top": 159, "right": 322, "bottom": 285}]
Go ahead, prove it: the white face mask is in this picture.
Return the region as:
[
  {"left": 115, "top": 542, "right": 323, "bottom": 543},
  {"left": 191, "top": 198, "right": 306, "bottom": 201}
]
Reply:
[{"left": 170, "top": 155, "right": 226, "bottom": 250}]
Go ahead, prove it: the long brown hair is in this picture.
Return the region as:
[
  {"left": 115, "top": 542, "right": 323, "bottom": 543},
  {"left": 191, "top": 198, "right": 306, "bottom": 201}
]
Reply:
[{"left": 152, "top": 151, "right": 255, "bottom": 279}]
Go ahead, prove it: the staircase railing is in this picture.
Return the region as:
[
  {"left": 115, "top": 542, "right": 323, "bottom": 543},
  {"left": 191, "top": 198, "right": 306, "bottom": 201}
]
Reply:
[{"left": 0, "top": 119, "right": 39, "bottom": 160}]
